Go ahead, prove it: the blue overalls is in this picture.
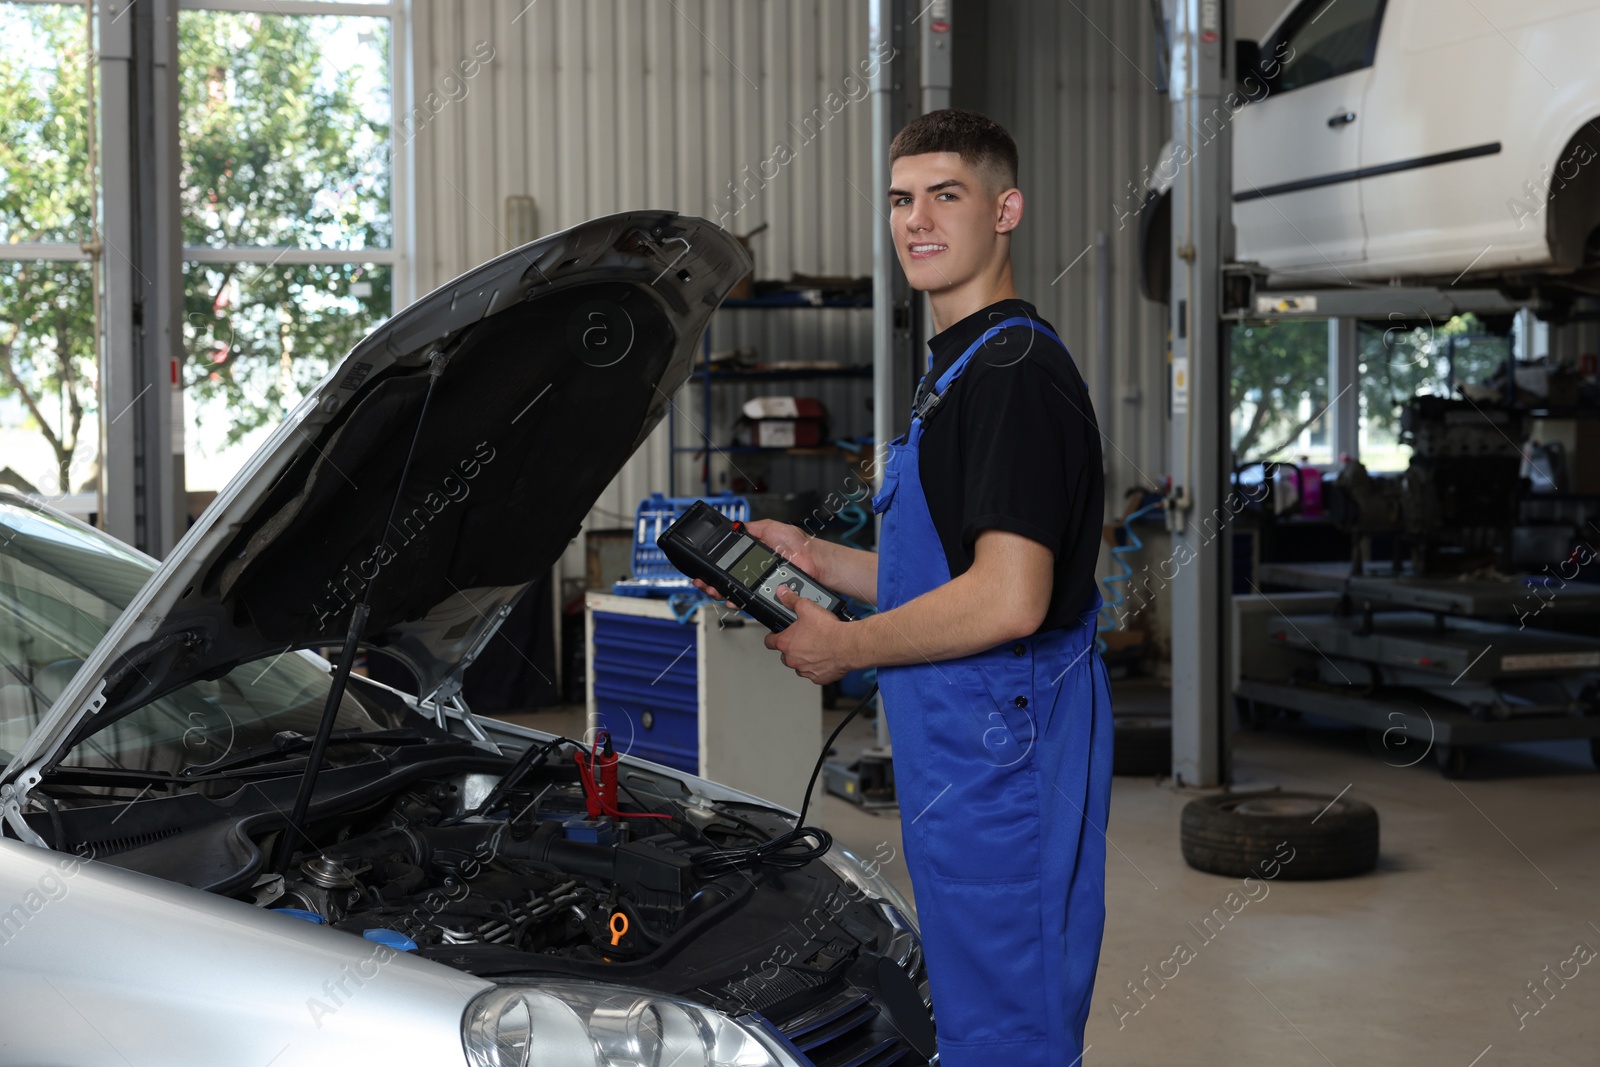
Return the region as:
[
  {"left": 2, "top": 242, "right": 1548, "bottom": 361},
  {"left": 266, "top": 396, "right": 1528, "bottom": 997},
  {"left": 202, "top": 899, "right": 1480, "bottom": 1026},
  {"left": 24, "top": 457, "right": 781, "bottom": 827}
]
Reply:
[{"left": 870, "top": 318, "right": 1114, "bottom": 1064}]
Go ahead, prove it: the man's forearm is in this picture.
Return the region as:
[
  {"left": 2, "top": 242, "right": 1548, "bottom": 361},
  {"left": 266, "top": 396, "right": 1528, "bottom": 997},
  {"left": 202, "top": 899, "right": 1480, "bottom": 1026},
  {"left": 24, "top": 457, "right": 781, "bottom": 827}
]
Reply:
[
  {"left": 838, "top": 530, "right": 1054, "bottom": 668},
  {"left": 815, "top": 541, "right": 879, "bottom": 606},
  {"left": 842, "top": 570, "right": 1036, "bottom": 669}
]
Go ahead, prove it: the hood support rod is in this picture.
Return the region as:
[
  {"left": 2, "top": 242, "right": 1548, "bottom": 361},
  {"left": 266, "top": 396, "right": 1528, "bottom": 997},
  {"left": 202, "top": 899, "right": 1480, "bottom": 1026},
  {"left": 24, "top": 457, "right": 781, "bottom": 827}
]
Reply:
[{"left": 274, "top": 353, "right": 449, "bottom": 876}]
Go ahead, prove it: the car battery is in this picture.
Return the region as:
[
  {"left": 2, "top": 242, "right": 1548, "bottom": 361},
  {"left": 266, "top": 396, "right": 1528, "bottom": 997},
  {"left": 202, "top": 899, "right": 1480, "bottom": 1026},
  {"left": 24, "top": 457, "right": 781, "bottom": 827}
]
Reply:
[{"left": 736, "top": 396, "right": 828, "bottom": 449}]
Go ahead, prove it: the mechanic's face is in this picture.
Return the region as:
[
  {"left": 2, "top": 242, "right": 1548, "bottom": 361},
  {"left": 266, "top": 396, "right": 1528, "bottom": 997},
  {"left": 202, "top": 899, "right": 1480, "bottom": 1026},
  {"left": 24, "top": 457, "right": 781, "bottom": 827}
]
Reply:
[{"left": 888, "top": 152, "right": 1021, "bottom": 294}]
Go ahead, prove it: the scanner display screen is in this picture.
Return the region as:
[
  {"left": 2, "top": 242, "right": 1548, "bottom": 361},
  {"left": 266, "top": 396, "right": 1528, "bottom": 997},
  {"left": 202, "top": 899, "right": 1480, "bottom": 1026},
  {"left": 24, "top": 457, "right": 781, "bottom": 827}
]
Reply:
[{"left": 728, "top": 544, "right": 778, "bottom": 590}]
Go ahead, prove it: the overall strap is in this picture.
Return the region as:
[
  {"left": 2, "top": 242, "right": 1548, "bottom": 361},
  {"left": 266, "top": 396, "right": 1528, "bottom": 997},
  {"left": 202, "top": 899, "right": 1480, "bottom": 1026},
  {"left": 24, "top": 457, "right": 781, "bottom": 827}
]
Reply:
[{"left": 914, "top": 316, "right": 1066, "bottom": 423}]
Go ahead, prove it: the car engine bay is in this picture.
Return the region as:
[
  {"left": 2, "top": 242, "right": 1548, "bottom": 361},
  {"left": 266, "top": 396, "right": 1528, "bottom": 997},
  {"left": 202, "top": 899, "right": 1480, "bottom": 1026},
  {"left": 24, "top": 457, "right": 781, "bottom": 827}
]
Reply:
[
  {"left": 269, "top": 751, "right": 752, "bottom": 969},
  {"left": 25, "top": 729, "right": 935, "bottom": 1061}
]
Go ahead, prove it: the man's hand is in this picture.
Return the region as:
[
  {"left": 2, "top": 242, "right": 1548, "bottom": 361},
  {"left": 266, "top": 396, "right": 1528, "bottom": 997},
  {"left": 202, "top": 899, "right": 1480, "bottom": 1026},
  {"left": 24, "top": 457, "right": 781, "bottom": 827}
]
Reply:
[
  {"left": 690, "top": 519, "right": 826, "bottom": 606},
  {"left": 765, "top": 585, "right": 856, "bottom": 685}
]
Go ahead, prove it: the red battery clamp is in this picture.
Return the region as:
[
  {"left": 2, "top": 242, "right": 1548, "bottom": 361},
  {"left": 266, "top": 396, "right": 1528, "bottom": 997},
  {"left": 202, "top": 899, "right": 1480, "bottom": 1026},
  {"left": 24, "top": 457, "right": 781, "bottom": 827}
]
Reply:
[{"left": 574, "top": 731, "right": 669, "bottom": 820}]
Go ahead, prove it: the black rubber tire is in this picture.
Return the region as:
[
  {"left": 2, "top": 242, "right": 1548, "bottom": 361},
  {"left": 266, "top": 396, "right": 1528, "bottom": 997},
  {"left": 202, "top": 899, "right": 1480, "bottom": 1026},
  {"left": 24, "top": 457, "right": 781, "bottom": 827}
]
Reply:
[
  {"left": 1180, "top": 791, "right": 1379, "bottom": 880},
  {"left": 1112, "top": 715, "right": 1171, "bottom": 777}
]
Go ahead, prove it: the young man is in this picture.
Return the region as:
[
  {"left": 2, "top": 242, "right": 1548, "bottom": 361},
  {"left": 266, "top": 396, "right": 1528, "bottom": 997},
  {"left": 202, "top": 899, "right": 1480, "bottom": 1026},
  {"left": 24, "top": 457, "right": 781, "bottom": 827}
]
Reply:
[{"left": 696, "top": 109, "right": 1111, "bottom": 1063}]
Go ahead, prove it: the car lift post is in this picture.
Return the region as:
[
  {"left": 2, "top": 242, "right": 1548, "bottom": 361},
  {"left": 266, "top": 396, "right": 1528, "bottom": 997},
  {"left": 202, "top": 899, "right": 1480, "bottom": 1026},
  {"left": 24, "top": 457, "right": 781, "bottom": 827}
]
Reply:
[{"left": 1163, "top": 0, "right": 1235, "bottom": 786}]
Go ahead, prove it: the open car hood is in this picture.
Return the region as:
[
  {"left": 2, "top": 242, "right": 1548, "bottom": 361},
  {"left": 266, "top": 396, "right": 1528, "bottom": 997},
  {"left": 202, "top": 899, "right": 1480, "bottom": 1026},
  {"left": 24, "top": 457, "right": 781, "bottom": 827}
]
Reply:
[{"left": 4, "top": 212, "right": 747, "bottom": 781}]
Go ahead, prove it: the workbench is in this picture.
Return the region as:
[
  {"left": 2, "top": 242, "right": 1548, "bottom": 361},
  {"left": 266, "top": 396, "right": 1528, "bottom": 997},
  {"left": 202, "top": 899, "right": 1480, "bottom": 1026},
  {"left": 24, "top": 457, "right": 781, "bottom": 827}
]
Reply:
[
  {"left": 1257, "top": 560, "right": 1600, "bottom": 617},
  {"left": 1235, "top": 563, "right": 1600, "bottom": 775}
]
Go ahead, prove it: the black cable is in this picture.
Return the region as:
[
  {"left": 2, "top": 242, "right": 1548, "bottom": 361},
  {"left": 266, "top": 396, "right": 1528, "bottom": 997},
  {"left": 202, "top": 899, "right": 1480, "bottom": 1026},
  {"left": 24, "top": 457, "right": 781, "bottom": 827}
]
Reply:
[
  {"left": 690, "top": 824, "right": 832, "bottom": 876},
  {"left": 797, "top": 683, "right": 877, "bottom": 829},
  {"left": 451, "top": 694, "right": 884, "bottom": 880},
  {"left": 691, "top": 684, "right": 878, "bottom": 877}
]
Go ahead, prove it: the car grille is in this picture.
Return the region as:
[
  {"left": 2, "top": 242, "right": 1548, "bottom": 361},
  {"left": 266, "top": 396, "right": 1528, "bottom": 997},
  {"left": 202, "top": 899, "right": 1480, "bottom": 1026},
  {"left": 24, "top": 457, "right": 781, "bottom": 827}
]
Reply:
[
  {"left": 764, "top": 939, "right": 934, "bottom": 1067},
  {"left": 770, "top": 988, "right": 923, "bottom": 1067}
]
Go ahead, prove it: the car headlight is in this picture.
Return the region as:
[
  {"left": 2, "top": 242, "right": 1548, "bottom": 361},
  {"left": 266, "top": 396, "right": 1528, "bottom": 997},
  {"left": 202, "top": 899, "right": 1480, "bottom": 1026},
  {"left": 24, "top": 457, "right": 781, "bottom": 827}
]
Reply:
[
  {"left": 462, "top": 981, "right": 806, "bottom": 1067},
  {"left": 820, "top": 844, "right": 919, "bottom": 937}
]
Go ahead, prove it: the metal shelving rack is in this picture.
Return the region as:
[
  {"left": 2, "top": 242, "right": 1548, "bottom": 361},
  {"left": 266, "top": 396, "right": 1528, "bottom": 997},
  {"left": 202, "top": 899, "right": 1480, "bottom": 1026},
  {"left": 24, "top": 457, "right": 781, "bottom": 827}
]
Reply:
[{"left": 668, "top": 293, "right": 873, "bottom": 496}]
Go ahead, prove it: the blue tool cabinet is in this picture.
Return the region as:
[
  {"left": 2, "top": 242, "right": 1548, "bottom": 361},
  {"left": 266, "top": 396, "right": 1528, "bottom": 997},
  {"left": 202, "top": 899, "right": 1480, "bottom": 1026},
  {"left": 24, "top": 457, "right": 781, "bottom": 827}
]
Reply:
[
  {"left": 590, "top": 609, "right": 700, "bottom": 772},
  {"left": 584, "top": 592, "right": 820, "bottom": 805}
]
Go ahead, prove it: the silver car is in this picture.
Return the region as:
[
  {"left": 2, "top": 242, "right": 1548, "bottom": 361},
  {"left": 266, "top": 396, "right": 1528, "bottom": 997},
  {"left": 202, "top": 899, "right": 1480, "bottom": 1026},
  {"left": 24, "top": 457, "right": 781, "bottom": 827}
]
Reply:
[{"left": 0, "top": 212, "right": 931, "bottom": 1066}]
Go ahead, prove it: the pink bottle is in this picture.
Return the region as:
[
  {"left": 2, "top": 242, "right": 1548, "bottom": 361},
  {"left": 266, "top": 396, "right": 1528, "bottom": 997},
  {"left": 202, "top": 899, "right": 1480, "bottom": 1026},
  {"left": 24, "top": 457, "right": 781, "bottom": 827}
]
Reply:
[{"left": 1298, "top": 459, "right": 1323, "bottom": 519}]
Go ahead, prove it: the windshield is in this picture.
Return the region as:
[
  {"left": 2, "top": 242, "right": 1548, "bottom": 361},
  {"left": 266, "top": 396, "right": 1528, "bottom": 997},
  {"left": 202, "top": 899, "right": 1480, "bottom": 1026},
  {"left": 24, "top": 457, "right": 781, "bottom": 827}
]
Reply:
[{"left": 0, "top": 496, "right": 400, "bottom": 777}]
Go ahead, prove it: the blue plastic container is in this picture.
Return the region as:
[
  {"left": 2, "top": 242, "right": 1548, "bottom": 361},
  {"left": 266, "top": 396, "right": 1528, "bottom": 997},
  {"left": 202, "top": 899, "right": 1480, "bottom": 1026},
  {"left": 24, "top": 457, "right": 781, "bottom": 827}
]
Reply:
[
  {"left": 362, "top": 929, "right": 419, "bottom": 951},
  {"left": 273, "top": 908, "right": 326, "bottom": 925}
]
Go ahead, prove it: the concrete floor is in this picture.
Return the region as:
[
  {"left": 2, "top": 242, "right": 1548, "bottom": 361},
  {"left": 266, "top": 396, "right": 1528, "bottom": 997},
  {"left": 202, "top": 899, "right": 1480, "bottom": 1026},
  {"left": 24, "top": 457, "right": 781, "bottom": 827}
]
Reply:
[{"left": 495, "top": 679, "right": 1600, "bottom": 1065}]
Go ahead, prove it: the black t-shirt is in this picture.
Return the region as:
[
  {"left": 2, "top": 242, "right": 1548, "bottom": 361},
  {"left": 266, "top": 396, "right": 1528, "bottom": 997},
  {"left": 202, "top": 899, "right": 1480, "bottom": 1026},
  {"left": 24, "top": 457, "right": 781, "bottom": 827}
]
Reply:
[{"left": 911, "top": 298, "right": 1105, "bottom": 633}]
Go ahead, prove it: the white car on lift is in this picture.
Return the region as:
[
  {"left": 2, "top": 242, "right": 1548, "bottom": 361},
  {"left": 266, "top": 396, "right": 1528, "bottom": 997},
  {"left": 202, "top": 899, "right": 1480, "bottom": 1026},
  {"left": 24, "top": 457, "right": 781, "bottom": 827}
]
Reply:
[{"left": 1145, "top": 0, "right": 1600, "bottom": 308}]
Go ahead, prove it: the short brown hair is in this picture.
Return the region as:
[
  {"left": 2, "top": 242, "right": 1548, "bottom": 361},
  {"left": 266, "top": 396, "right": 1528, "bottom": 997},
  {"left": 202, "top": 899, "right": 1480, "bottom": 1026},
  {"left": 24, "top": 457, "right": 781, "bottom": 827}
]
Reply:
[{"left": 889, "top": 109, "right": 1019, "bottom": 192}]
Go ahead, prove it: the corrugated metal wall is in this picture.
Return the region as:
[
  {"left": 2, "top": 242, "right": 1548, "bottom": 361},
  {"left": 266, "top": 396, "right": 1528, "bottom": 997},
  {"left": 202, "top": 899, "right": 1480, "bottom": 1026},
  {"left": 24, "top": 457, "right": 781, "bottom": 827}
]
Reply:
[
  {"left": 408, "top": 0, "right": 1171, "bottom": 578},
  {"left": 408, "top": 0, "right": 879, "bottom": 580},
  {"left": 969, "top": 0, "right": 1172, "bottom": 515}
]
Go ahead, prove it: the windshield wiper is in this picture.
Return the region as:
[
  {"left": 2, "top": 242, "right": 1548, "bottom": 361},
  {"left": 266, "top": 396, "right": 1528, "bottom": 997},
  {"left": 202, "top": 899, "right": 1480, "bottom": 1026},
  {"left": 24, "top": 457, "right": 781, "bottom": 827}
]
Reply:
[{"left": 181, "top": 727, "right": 431, "bottom": 777}]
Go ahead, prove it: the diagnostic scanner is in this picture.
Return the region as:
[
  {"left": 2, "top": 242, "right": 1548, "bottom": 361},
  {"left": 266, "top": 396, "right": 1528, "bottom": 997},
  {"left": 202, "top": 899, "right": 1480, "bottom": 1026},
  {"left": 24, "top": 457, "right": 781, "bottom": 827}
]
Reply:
[{"left": 657, "top": 500, "right": 851, "bottom": 632}]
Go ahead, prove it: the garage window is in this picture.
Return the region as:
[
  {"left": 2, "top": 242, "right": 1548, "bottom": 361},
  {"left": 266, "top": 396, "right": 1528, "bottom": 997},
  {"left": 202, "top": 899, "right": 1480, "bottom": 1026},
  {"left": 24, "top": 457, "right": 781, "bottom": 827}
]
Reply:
[
  {"left": 0, "top": 1, "right": 407, "bottom": 502},
  {"left": 1231, "top": 320, "right": 1333, "bottom": 466},
  {"left": 1232, "top": 315, "right": 1510, "bottom": 472},
  {"left": 0, "top": 2, "right": 97, "bottom": 499},
  {"left": 1271, "top": 0, "right": 1387, "bottom": 93},
  {"left": 179, "top": 0, "right": 404, "bottom": 492},
  {"left": 1359, "top": 317, "right": 1511, "bottom": 471}
]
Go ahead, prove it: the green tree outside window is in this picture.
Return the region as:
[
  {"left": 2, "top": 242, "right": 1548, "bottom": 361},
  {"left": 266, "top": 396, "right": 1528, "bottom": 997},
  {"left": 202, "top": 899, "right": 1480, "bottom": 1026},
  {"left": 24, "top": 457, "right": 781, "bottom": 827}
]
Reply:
[
  {"left": 0, "top": 4, "right": 395, "bottom": 497},
  {"left": 180, "top": 10, "right": 393, "bottom": 451},
  {"left": 0, "top": 3, "right": 94, "bottom": 494}
]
